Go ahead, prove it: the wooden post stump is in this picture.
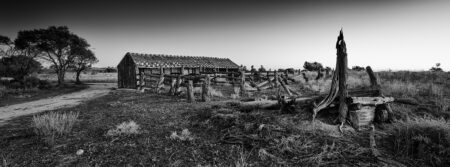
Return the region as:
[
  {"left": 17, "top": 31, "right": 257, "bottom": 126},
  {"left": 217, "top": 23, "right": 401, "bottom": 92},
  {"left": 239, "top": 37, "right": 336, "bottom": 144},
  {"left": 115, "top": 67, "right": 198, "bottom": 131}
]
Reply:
[
  {"left": 366, "top": 66, "right": 394, "bottom": 122},
  {"left": 202, "top": 75, "right": 211, "bottom": 102},
  {"left": 169, "top": 78, "right": 176, "bottom": 95},
  {"left": 240, "top": 71, "right": 246, "bottom": 97},
  {"left": 187, "top": 80, "right": 195, "bottom": 103},
  {"left": 156, "top": 67, "right": 164, "bottom": 93},
  {"left": 274, "top": 71, "right": 279, "bottom": 88}
]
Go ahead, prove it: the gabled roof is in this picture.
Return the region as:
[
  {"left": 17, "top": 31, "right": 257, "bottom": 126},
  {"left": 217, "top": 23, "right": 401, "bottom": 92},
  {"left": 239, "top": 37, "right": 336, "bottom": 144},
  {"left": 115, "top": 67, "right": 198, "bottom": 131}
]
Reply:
[{"left": 126, "top": 52, "right": 240, "bottom": 69}]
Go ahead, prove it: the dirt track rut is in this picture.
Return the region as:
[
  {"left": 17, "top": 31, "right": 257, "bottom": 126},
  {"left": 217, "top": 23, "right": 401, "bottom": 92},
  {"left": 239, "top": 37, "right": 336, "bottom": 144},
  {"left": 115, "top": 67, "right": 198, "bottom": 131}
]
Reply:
[{"left": 0, "top": 83, "right": 114, "bottom": 126}]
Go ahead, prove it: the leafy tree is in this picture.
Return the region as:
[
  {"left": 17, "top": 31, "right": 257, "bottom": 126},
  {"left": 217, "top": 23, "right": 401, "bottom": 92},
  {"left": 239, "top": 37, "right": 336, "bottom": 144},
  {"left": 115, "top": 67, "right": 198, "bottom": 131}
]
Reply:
[
  {"left": 0, "top": 33, "right": 42, "bottom": 80},
  {"left": 303, "top": 61, "right": 323, "bottom": 71},
  {"left": 104, "top": 67, "right": 117, "bottom": 73},
  {"left": 430, "top": 63, "right": 443, "bottom": 72},
  {"left": 0, "top": 35, "right": 16, "bottom": 58},
  {"left": 285, "top": 68, "right": 295, "bottom": 74},
  {"left": 15, "top": 26, "right": 91, "bottom": 85},
  {"left": 0, "top": 55, "right": 42, "bottom": 80},
  {"left": 70, "top": 48, "right": 98, "bottom": 84}
]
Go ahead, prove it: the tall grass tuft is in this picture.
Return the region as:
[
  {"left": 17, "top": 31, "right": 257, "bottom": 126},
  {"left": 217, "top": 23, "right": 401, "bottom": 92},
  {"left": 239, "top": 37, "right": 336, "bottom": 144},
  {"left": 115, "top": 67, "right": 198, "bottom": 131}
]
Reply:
[
  {"left": 32, "top": 111, "right": 79, "bottom": 144},
  {"left": 384, "top": 117, "right": 450, "bottom": 166},
  {"left": 107, "top": 121, "right": 140, "bottom": 136}
]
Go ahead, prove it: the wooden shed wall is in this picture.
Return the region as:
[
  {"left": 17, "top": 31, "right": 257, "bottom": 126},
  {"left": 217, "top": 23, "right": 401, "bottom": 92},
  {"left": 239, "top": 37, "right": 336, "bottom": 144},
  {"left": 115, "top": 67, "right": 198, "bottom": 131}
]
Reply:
[{"left": 117, "top": 54, "right": 137, "bottom": 88}]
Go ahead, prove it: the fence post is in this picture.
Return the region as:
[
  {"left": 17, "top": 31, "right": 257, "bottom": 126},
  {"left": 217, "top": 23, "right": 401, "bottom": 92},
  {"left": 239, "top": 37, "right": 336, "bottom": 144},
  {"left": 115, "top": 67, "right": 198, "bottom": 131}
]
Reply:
[
  {"left": 187, "top": 80, "right": 195, "bottom": 103},
  {"left": 169, "top": 77, "right": 176, "bottom": 95},
  {"left": 202, "top": 75, "right": 211, "bottom": 102},
  {"left": 240, "top": 70, "right": 246, "bottom": 97},
  {"left": 274, "top": 71, "right": 279, "bottom": 88},
  {"left": 337, "top": 30, "right": 348, "bottom": 125},
  {"left": 156, "top": 67, "right": 164, "bottom": 93}
]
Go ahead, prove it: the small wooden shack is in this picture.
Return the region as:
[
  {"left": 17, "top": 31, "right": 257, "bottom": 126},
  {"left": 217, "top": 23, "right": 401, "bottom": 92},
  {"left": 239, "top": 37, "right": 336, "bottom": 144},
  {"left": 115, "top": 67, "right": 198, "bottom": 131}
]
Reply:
[{"left": 117, "top": 52, "right": 240, "bottom": 88}]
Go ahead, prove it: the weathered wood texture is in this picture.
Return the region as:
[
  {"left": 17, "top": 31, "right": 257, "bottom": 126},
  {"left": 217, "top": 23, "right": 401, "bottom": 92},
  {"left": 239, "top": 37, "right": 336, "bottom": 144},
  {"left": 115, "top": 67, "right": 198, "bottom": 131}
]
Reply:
[
  {"left": 274, "top": 71, "right": 279, "bottom": 88},
  {"left": 278, "top": 76, "right": 292, "bottom": 96},
  {"left": 348, "top": 97, "right": 395, "bottom": 106},
  {"left": 169, "top": 78, "right": 176, "bottom": 95},
  {"left": 337, "top": 30, "right": 349, "bottom": 124},
  {"left": 240, "top": 71, "right": 246, "bottom": 97},
  {"left": 366, "top": 66, "right": 393, "bottom": 122},
  {"left": 187, "top": 80, "right": 195, "bottom": 103},
  {"left": 239, "top": 88, "right": 381, "bottom": 112},
  {"left": 117, "top": 54, "right": 137, "bottom": 88},
  {"left": 348, "top": 106, "right": 376, "bottom": 129},
  {"left": 202, "top": 75, "right": 211, "bottom": 102}
]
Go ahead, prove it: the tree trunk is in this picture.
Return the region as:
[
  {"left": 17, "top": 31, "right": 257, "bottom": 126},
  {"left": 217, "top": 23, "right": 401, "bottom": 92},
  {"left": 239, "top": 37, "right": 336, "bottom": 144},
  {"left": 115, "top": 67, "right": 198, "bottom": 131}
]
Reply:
[
  {"left": 57, "top": 68, "right": 65, "bottom": 86},
  {"left": 75, "top": 70, "right": 82, "bottom": 84}
]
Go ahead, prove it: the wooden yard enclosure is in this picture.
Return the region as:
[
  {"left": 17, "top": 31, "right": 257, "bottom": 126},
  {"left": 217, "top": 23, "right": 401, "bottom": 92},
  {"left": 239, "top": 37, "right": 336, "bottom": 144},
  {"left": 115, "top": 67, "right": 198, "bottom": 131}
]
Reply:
[{"left": 117, "top": 53, "right": 240, "bottom": 89}]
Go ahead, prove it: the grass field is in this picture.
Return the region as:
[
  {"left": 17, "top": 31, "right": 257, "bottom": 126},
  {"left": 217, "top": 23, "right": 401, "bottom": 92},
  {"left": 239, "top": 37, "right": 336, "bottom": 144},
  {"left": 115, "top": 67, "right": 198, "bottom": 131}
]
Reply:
[
  {"left": 37, "top": 72, "right": 117, "bottom": 83},
  {"left": 0, "top": 70, "right": 449, "bottom": 166}
]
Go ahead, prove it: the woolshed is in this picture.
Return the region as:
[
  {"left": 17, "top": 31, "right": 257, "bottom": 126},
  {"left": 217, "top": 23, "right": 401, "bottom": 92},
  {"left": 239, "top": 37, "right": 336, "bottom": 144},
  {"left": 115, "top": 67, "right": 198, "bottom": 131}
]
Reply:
[{"left": 117, "top": 52, "right": 240, "bottom": 88}]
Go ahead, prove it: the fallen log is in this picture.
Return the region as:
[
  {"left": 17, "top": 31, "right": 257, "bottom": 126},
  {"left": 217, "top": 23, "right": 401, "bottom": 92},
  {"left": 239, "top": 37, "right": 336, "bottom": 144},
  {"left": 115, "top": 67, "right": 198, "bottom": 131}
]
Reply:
[
  {"left": 348, "top": 97, "right": 395, "bottom": 106},
  {"left": 278, "top": 76, "right": 292, "bottom": 96},
  {"left": 239, "top": 87, "right": 383, "bottom": 111},
  {"left": 239, "top": 96, "right": 319, "bottom": 112}
]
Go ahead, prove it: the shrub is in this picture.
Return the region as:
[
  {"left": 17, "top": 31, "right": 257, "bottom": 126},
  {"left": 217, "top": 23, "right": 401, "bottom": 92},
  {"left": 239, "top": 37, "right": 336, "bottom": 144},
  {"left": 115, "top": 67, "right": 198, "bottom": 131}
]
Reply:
[
  {"left": 303, "top": 61, "right": 323, "bottom": 71},
  {"left": 38, "top": 79, "right": 52, "bottom": 89},
  {"left": 107, "top": 121, "right": 140, "bottom": 136},
  {"left": 169, "top": 129, "right": 194, "bottom": 141},
  {"left": 23, "top": 76, "right": 40, "bottom": 89},
  {"left": 32, "top": 111, "right": 79, "bottom": 144},
  {"left": 209, "top": 87, "right": 224, "bottom": 98},
  {"left": 384, "top": 117, "right": 450, "bottom": 166}
]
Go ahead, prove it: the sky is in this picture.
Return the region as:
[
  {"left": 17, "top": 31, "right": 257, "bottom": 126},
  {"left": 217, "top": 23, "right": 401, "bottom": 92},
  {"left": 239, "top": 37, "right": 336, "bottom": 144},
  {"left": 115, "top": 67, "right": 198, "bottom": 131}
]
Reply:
[{"left": 1, "top": 0, "right": 449, "bottom": 71}]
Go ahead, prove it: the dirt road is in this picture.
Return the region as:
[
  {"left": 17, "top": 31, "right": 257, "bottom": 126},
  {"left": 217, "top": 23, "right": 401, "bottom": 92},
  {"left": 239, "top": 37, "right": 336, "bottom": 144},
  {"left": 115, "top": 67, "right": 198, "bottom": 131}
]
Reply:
[{"left": 0, "top": 83, "right": 115, "bottom": 126}]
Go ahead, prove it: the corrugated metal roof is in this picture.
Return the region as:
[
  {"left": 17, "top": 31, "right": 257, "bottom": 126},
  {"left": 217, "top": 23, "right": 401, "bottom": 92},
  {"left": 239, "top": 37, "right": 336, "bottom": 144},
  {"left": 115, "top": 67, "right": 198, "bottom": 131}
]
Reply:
[{"left": 126, "top": 52, "right": 240, "bottom": 69}]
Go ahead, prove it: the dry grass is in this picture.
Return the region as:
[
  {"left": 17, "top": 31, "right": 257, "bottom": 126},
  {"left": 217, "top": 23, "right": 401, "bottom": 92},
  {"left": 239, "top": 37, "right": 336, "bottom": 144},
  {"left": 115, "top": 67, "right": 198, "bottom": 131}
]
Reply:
[
  {"left": 106, "top": 121, "right": 141, "bottom": 136},
  {"left": 193, "top": 87, "right": 224, "bottom": 98},
  {"left": 169, "top": 129, "right": 194, "bottom": 141},
  {"left": 32, "top": 111, "right": 79, "bottom": 144},
  {"left": 383, "top": 117, "right": 450, "bottom": 166},
  {"left": 37, "top": 72, "right": 117, "bottom": 83}
]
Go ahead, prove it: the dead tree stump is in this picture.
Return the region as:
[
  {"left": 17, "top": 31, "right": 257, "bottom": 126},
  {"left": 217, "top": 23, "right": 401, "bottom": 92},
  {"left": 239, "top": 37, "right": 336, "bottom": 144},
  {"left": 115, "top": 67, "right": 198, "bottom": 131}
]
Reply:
[
  {"left": 187, "top": 80, "right": 195, "bottom": 103},
  {"left": 202, "top": 75, "right": 211, "bottom": 102},
  {"left": 337, "top": 30, "right": 349, "bottom": 125}
]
